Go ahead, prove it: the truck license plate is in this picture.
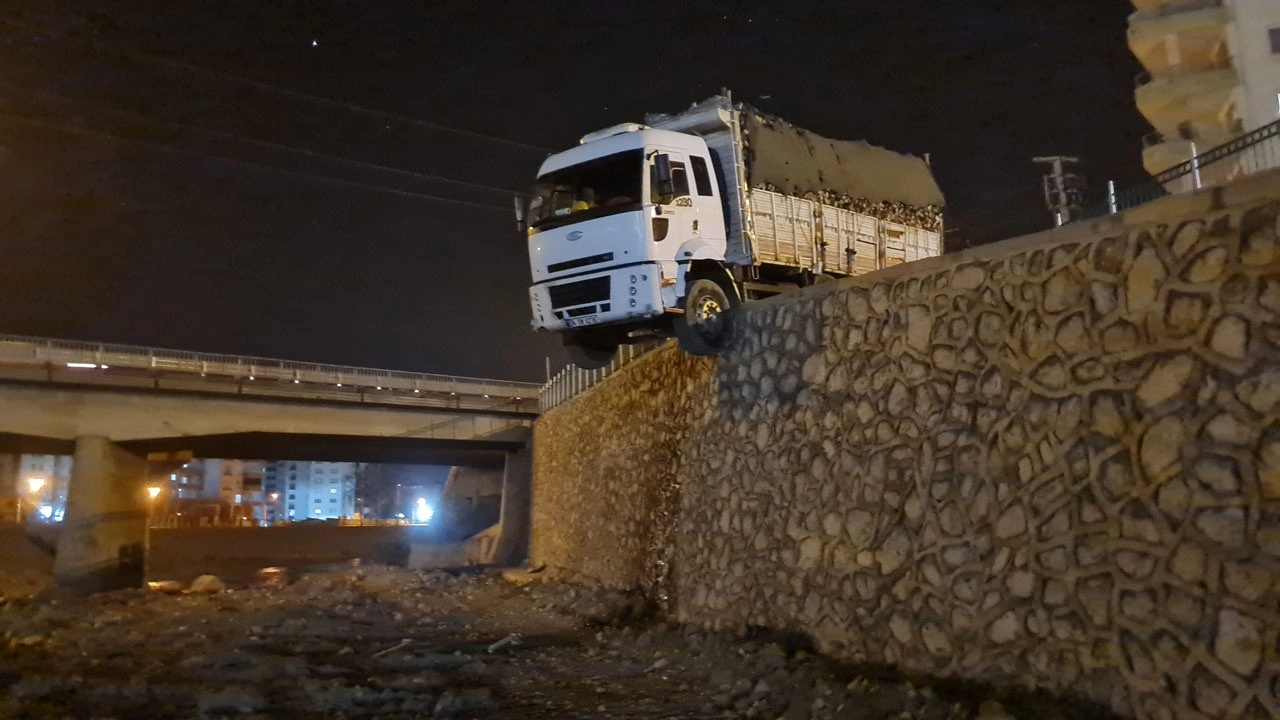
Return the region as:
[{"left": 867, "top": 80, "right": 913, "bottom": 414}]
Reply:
[{"left": 565, "top": 316, "right": 599, "bottom": 327}]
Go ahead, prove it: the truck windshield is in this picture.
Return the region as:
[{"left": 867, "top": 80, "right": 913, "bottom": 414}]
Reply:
[{"left": 529, "top": 149, "right": 643, "bottom": 231}]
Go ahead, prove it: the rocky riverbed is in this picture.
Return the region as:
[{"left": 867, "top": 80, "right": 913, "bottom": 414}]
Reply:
[{"left": 0, "top": 565, "right": 1113, "bottom": 719}]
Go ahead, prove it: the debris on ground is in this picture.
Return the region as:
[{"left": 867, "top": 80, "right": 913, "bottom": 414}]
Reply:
[
  {"left": 0, "top": 565, "right": 1108, "bottom": 719},
  {"left": 187, "top": 574, "right": 227, "bottom": 594}
]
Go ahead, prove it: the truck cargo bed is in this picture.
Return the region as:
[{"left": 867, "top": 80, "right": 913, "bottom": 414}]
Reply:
[{"left": 749, "top": 188, "right": 942, "bottom": 276}]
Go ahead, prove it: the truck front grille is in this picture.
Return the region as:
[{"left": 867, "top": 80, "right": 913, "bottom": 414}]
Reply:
[
  {"left": 547, "top": 277, "right": 610, "bottom": 309},
  {"left": 547, "top": 252, "right": 614, "bottom": 274}
]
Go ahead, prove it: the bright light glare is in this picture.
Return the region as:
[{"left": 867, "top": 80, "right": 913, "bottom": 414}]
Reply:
[
  {"left": 146, "top": 485, "right": 162, "bottom": 499},
  {"left": 413, "top": 497, "right": 434, "bottom": 524},
  {"left": 66, "top": 362, "right": 97, "bottom": 369},
  {"left": 37, "top": 505, "right": 53, "bottom": 520},
  {"left": 26, "top": 477, "right": 46, "bottom": 494}
]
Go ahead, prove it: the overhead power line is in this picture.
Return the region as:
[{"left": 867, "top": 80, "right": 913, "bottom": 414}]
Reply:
[
  {"left": 30, "top": 90, "right": 529, "bottom": 197},
  {"left": 0, "top": 109, "right": 512, "bottom": 212},
  {"left": 0, "top": 16, "right": 553, "bottom": 154}
]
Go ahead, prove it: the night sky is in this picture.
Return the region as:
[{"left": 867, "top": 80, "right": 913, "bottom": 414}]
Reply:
[{"left": 0, "top": 1, "right": 1150, "bottom": 382}]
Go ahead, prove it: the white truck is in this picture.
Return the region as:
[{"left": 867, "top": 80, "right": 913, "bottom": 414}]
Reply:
[{"left": 522, "top": 93, "right": 946, "bottom": 368}]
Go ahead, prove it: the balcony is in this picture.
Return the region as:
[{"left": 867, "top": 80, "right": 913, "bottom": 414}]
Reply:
[
  {"left": 1135, "top": 63, "right": 1238, "bottom": 130},
  {"left": 1143, "top": 132, "right": 1197, "bottom": 175},
  {"left": 1129, "top": 1, "right": 1228, "bottom": 73}
]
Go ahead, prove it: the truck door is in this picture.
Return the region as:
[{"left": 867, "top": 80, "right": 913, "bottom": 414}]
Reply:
[{"left": 649, "top": 151, "right": 694, "bottom": 252}]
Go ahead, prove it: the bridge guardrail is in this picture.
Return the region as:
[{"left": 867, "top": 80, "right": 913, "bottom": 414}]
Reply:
[{"left": 0, "top": 334, "right": 542, "bottom": 403}]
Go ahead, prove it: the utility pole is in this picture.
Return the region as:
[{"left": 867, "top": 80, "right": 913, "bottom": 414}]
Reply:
[{"left": 1034, "top": 155, "right": 1083, "bottom": 226}]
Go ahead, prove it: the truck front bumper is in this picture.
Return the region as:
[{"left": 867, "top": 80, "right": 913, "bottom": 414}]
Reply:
[{"left": 530, "top": 263, "right": 665, "bottom": 332}]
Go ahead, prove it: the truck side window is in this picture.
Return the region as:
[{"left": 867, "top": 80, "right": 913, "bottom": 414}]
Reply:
[
  {"left": 690, "top": 156, "right": 713, "bottom": 197},
  {"left": 672, "top": 164, "right": 690, "bottom": 198},
  {"left": 650, "top": 161, "right": 691, "bottom": 203}
]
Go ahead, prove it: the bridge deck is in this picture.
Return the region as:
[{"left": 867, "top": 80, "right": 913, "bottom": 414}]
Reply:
[{"left": 0, "top": 334, "right": 543, "bottom": 415}]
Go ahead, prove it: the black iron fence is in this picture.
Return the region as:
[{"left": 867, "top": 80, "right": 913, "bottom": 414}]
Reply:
[{"left": 1079, "top": 118, "right": 1280, "bottom": 221}]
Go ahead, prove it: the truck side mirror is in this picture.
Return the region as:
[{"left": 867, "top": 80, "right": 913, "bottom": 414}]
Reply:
[{"left": 654, "top": 154, "right": 675, "bottom": 205}]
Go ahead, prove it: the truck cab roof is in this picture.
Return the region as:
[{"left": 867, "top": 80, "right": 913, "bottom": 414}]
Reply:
[{"left": 537, "top": 127, "right": 704, "bottom": 178}]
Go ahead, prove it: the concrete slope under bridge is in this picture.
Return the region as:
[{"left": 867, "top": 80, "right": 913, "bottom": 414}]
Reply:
[{"left": 530, "top": 170, "right": 1280, "bottom": 720}]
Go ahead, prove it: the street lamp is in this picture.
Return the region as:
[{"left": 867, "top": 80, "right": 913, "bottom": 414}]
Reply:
[
  {"left": 26, "top": 477, "right": 46, "bottom": 494},
  {"left": 145, "top": 485, "right": 162, "bottom": 527}
]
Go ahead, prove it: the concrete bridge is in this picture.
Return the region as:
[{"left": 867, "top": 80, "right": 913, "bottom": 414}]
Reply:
[{"left": 0, "top": 335, "right": 542, "bottom": 594}]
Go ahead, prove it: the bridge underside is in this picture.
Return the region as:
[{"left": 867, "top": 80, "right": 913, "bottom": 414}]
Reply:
[{"left": 0, "top": 431, "right": 516, "bottom": 467}]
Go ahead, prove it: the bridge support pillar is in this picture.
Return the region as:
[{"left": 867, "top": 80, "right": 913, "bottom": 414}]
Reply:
[
  {"left": 53, "top": 436, "right": 148, "bottom": 594},
  {"left": 494, "top": 442, "right": 532, "bottom": 566}
]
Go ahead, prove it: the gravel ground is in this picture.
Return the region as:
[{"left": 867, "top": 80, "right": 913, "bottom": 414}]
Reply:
[{"left": 0, "top": 565, "right": 1114, "bottom": 719}]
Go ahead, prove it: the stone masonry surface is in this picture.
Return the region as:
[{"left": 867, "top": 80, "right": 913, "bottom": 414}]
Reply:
[
  {"left": 532, "top": 178, "right": 1280, "bottom": 720},
  {"left": 532, "top": 349, "right": 714, "bottom": 606}
]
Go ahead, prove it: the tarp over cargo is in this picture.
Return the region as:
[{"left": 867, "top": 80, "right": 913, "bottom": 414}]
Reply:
[
  {"left": 740, "top": 108, "right": 945, "bottom": 209},
  {"left": 646, "top": 95, "right": 945, "bottom": 210}
]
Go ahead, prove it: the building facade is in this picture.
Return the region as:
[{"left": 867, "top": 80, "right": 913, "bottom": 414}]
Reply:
[
  {"left": 15, "top": 455, "right": 73, "bottom": 521},
  {"left": 1130, "top": 0, "right": 1280, "bottom": 176},
  {"left": 1131, "top": 0, "right": 1280, "bottom": 176},
  {"left": 263, "top": 461, "right": 357, "bottom": 522}
]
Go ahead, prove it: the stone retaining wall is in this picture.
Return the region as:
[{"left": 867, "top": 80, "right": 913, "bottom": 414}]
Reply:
[{"left": 531, "top": 175, "right": 1280, "bottom": 719}]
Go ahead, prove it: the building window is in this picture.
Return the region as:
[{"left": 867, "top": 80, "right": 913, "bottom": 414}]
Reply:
[
  {"left": 330, "top": 488, "right": 337, "bottom": 494},
  {"left": 314, "top": 498, "right": 322, "bottom": 504},
  {"left": 1271, "top": 27, "right": 1280, "bottom": 54},
  {"left": 313, "top": 508, "right": 322, "bottom": 515},
  {"left": 288, "top": 509, "right": 295, "bottom": 517}
]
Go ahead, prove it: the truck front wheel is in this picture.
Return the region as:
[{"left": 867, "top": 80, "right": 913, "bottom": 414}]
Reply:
[
  {"left": 674, "top": 275, "right": 736, "bottom": 356},
  {"left": 563, "top": 330, "right": 618, "bottom": 370}
]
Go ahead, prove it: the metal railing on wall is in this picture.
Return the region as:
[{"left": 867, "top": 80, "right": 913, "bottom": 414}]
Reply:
[
  {"left": 539, "top": 340, "right": 667, "bottom": 412},
  {"left": 1079, "top": 118, "right": 1280, "bottom": 221}
]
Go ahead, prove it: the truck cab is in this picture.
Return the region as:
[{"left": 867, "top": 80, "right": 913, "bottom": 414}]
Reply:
[{"left": 526, "top": 125, "right": 733, "bottom": 367}]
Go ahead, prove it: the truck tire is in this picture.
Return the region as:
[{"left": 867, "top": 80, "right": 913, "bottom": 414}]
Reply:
[
  {"left": 674, "top": 275, "right": 735, "bottom": 356},
  {"left": 564, "top": 331, "right": 617, "bottom": 370}
]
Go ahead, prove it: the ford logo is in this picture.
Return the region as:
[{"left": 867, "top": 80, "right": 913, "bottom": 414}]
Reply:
[{"left": 566, "top": 231, "right": 584, "bottom": 242}]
